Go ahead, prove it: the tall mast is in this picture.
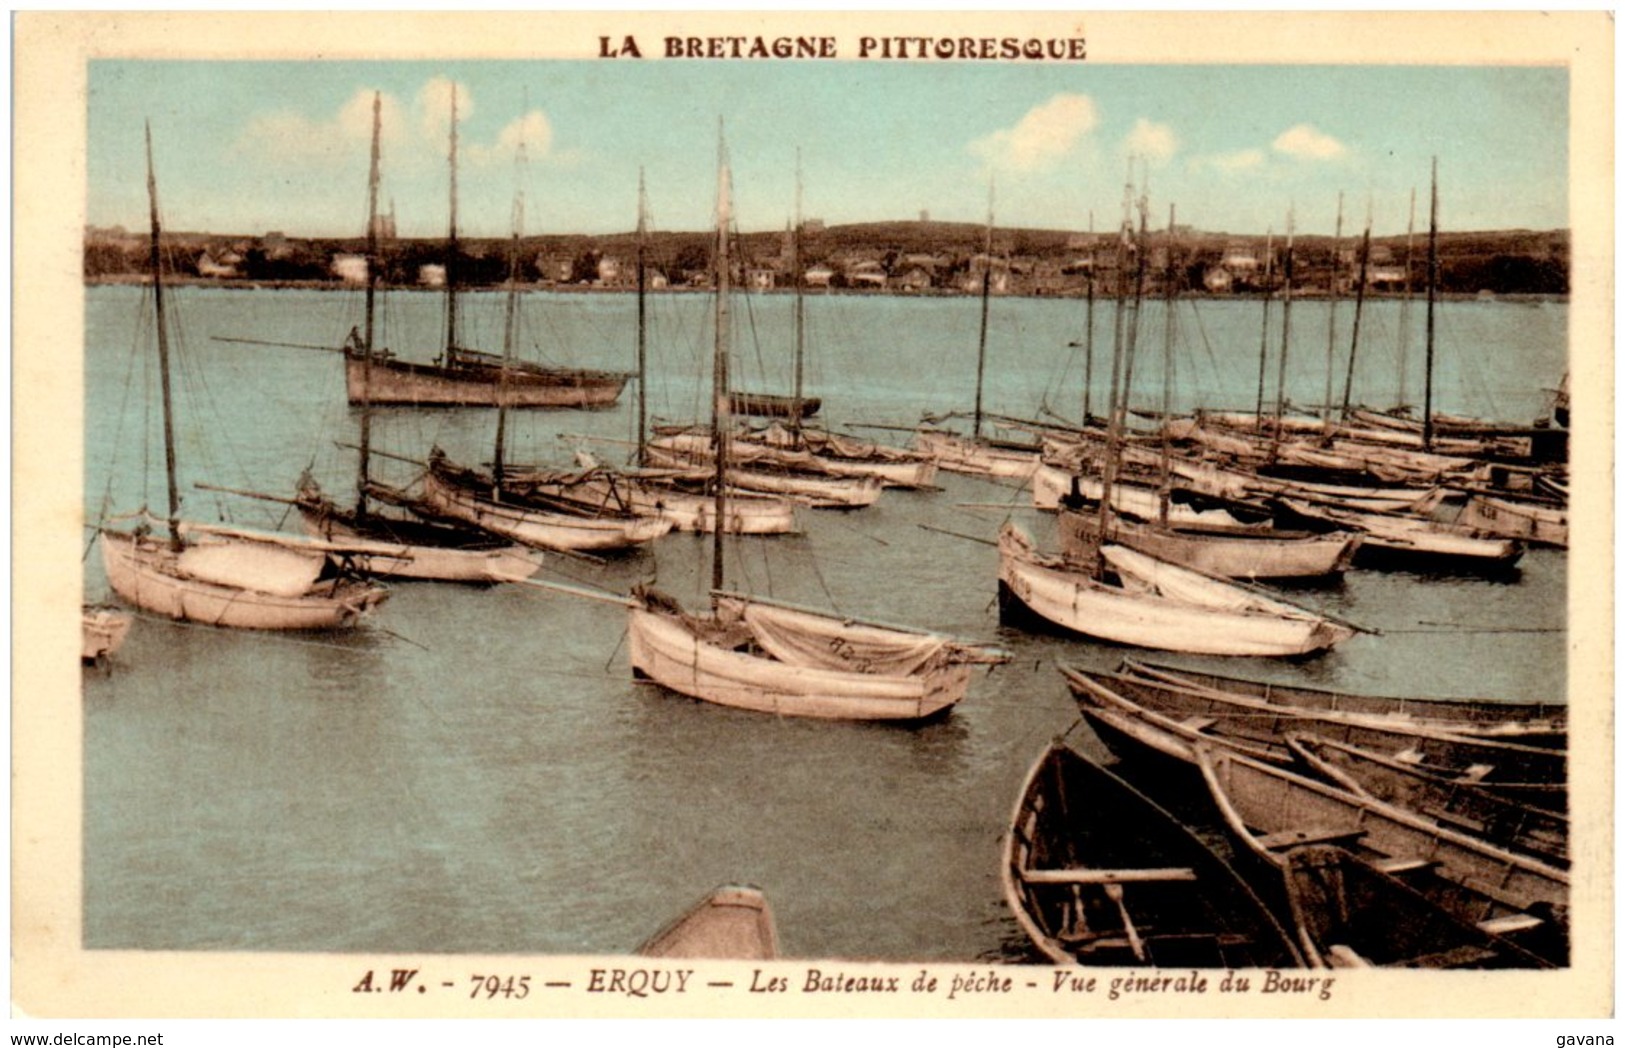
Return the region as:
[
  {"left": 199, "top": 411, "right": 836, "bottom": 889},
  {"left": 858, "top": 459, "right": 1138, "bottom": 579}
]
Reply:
[
  {"left": 1092, "top": 166, "right": 1136, "bottom": 577},
  {"left": 1339, "top": 202, "right": 1373, "bottom": 420},
  {"left": 1272, "top": 208, "right": 1296, "bottom": 455},
  {"left": 144, "top": 122, "right": 181, "bottom": 551},
  {"left": 791, "top": 148, "right": 806, "bottom": 441},
  {"left": 711, "top": 123, "right": 732, "bottom": 596},
  {"left": 357, "top": 91, "right": 382, "bottom": 520},
  {"left": 1423, "top": 157, "right": 1439, "bottom": 451},
  {"left": 972, "top": 178, "right": 994, "bottom": 441},
  {"left": 1082, "top": 211, "right": 1096, "bottom": 425},
  {"left": 1397, "top": 187, "right": 1417, "bottom": 410},
  {"left": 493, "top": 102, "right": 529, "bottom": 494},
  {"left": 1158, "top": 203, "right": 1177, "bottom": 527},
  {"left": 1116, "top": 186, "right": 1151, "bottom": 440},
  {"left": 443, "top": 85, "right": 461, "bottom": 364},
  {"left": 1253, "top": 228, "right": 1275, "bottom": 423},
  {"left": 635, "top": 167, "right": 649, "bottom": 466},
  {"left": 1321, "top": 191, "right": 1343, "bottom": 435}
]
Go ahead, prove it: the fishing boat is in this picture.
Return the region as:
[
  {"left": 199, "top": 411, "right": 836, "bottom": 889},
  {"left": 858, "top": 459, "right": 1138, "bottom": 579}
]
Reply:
[
  {"left": 1287, "top": 735, "right": 1568, "bottom": 867},
  {"left": 346, "top": 344, "right": 629, "bottom": 409},
  {"left": 627, "top": 133, "right": 1007, "bottom": 722},
  {"left": 97, "top": 126, "right": 390, "bottom": 632},
  {"left": 999, "top": 197, "right": 1358, "bottom": 655},
  {"left": 294, "top": 475, "right": 544, "bottom": 582},
  {"left": 1281, "top": 845, "right": 1556, "bottom": 969},
  {"left": 1000, "top": 526, "right": 1356, "bottom": 657},
  {"left": 506, "top": 457, "right": 800, "bottom": 536},
  {"left": 423, "top": 450, "right": 672, "bottom": 552},
  {"left": 285, "top": 93, "right": 543, "bottom": 583},
  {"left": 81, "top": 605, "right": 133, "bottom": 666},
  {"left": 1272, "top": 494, "right": 1524, "bottom": 573},
  {"left": 1121, "top": 658, "right": 1566, "bottom": 738},
  {"left": 1056, "top": 496, "right": 1360, "bottom": 582},
  {"left": 342, "top": 86, "right": 627, "bottom": 409},
  {"left": 1413, "top": 488, "right": 1568, "bottom": 549},
  {"left": 1002, "top": 741, "right": 1303, "bottom": 967},
  {"left": 1065, "top": 666, "right": 1568, "bottom": 786},
  {"left": 511, "top": 172, "right": 799, "bottom": 538},
  {"left": 417, "top": 117, "right": 674, "bottom": 555},
  {"left": 728, "top": 391, "right": 822, "bottom": 421},
  {"left": 1198, "top": 746, "right": 1569, "bottom": 965},
  {"left": 642, "top": 432, "right": 886, "bottom": 508},
  {"left": 635, "top": 885, "right": 780, "bottom": 959},
  {"left": 742, "top": 422, "right": 939, "bottom": 489}
]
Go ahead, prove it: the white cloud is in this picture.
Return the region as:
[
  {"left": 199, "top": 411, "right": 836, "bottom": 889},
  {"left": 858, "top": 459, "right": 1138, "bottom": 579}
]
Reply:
[
  {"left": 1124, "top": 118, "right": 1179, "bottom": 163},
  {"left": 468, "top": 110, "right": 556, "bottom": 168},
  {"left": 1273, "top": 123, "right": 1346, "bottom": 160},
  {"left": 233, "top": 88, "right": 407, "bottom": 167},
  {"left": 968, "top": 93, "right": 1098, "bottom": 171}
]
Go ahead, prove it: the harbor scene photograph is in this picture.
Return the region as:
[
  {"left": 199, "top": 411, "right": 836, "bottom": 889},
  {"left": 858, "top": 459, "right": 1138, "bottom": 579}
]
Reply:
[{"left": 14, "top": 10, "right": 1612, "bottom": 1027}]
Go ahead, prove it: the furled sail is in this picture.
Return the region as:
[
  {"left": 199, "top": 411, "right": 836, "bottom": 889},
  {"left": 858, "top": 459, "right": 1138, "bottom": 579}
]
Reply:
[{"left": 716, "top": 595, "right": 948, "bottom": 676}]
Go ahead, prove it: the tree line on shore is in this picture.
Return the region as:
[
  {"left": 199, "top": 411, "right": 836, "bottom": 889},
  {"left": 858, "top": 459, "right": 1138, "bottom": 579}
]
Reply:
[{"left": 83, "top": 220, "right": 1569, "bottom": 296}]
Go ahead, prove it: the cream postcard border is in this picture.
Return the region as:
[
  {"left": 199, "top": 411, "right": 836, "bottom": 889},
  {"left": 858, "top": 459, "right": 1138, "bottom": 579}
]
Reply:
[{"left": 12, "top": 10, "right": 1614, "bottom": 1019}]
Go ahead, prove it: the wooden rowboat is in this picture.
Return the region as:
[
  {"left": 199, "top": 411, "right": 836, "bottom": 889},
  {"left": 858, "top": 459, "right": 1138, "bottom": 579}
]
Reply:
[
  {"left": 1281, "top": 845, "right": 1556, "bottom": 969},
  {"left": 636, "top": 885, "right": 780, "bottom": 959},
  {"left": 1068, "top": 667, "right": 1568, "bottom": 787},
  {"left": 1198, "top": 746, "right": 1569, "bottom": 966},
  {"left": 81, "top": 605, "right": 133, "bottom": 666},
  {"left": 1120, "top": 658, "right": 1567, "bottom": 736},
  {"left": 1002, "top": 742, "right": 1303, "bottom": 968},
  {"left": 1286, "top": 735, "right": 1568, "bottom": 867}
]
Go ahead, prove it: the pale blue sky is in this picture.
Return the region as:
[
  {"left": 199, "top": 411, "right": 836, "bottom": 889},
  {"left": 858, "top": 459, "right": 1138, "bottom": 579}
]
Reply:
[{"left": 88, "top": 61, "right": 1569, "bottom": 239}]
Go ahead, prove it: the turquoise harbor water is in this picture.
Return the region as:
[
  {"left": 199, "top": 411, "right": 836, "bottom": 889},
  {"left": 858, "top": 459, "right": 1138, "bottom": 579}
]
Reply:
[{"left": 82, "top": 285, "right": 1567, "bottom": 959}]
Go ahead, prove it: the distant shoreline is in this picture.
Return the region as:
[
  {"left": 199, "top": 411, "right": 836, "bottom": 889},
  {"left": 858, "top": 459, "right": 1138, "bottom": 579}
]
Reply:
[{"left": 83, "top": 275, "right": 1568, "bottom": 305}]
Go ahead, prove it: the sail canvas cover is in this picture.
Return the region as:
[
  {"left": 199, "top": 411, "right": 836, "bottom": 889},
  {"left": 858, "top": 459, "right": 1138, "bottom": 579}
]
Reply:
[
  {"left": 721, "top": 596, "right": 947, "bottom": 676},
  {"left": 1102, "top": 545, "right": 1310, "bottom": 618},
  {"left": 177, "top": 538, "right": 326, "bottom": 597}
]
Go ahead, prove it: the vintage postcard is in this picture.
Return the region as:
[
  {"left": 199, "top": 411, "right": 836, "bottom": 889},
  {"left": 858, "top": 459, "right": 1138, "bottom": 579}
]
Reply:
[{"left": 13, "top": 10, "right": 1613, "bottom": 1027}]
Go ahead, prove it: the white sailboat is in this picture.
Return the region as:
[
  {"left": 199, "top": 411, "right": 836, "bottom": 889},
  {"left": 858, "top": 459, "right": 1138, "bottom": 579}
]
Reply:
[
  {"left": 628, "top": 130, "right": 1007, "bottom": 721},
  {"left": 1052, "top": 211, "right": 1361, "bottom": 583},
  {"left": 419, "top": 97, "right": 673, "bottom": 554},
  {"left": 97, "top": 126, "right": 390, "bottom": 631},
  {"left": 512, "top": 172, "right": 800, "bottom": 536},
  {"left": 996, "top": 194, "right": 1356, "bottom": 656}
]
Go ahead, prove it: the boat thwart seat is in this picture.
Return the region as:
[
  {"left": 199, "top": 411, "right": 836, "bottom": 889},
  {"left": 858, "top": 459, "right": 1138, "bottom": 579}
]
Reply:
[{"left": 1021, "top": 866, "right": 1199, "bottom": 885}]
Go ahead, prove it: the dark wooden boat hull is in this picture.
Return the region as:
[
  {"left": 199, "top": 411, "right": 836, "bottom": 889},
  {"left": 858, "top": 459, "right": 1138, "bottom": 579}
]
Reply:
[
  {"left": 1199, "top": 748, "right": 1570, "bottom": 966},
  {"left": 1287, "top": 735, "right": 1569, "bottom": 867},
  {"left": 1069, "top": 667, "right": 1568, "bottom": 787},
  {"left": 1121, "top": 658, "right": 1567, "bottom": 734},
  {"left": 1283, "top": 845, "right": 1556, "bottom": 968},
  {"left": 1002, "top": 742, "right": 1302, "bottom": 968},
  {"left": 728, "top": 391, "right": 822, "bottom": 419},
  {"left": 346, "top": 352, "right": 628, "bottom": 408}
]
